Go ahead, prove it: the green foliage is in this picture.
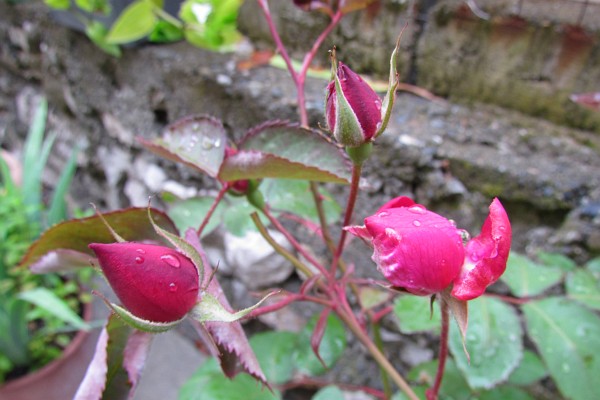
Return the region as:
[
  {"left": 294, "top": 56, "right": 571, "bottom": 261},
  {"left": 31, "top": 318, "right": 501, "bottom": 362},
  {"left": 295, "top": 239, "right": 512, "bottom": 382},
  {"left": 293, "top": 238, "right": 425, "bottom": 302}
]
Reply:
[
  {"left": 523, "top": 297, "right": 600, "bottom": 400},
  {"left": 179, "top": 0, "right": 243, "bottom": 50},
  {"left": 449, "top": 297, "right": 523, "bottom": 390},
  {"left": 501, "top": 252, "right": 564, "bottom": 297},
  {"left": 106, "top": 0, "right": 158, "bottom": 44},
  {"left": 0, "top": 99, "right": 84, "bottom": 382},
  {"left": 393, "top": 295, "right": 440, "bottom": 334},
  {"left": 312, "top": 385, "right": 345, "bottom": 400},
  {"left": 180, "top": 314, "right": 347, "bottom": 398}
]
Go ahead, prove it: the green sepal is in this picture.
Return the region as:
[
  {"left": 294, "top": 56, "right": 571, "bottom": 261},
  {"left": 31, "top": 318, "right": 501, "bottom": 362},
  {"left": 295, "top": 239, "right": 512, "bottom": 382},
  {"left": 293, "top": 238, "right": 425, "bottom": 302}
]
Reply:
[
  {"left": 147, "top": 206, "right": 205, "bottom": 287},
  {"left": 345, "top": 142, "right": 373, "bottom": 166},
  {"left": 191, "top": 291, "right": 277, "bottom": 323},
  {"left": 246, "top": 180, "right": 265, "bottom": 211},
  {"left": 375, "top": 35, "right": 401, "bottom": 138},
  {"left": 333, "top": 72, "right": 365, "bottom": 147},
  {"left": 109, "top": 301, "right": 184, "bottom": 333}
]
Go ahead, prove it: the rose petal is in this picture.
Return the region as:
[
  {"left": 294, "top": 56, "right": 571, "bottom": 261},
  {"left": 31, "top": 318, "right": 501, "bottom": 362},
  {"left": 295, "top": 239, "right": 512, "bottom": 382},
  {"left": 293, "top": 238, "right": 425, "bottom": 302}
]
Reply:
[
  {"left": 376, "top": 196, "right": 416, "bottom": 213},
  {"left": 451, "top": 198, "right": 512, "bottom": 300}
]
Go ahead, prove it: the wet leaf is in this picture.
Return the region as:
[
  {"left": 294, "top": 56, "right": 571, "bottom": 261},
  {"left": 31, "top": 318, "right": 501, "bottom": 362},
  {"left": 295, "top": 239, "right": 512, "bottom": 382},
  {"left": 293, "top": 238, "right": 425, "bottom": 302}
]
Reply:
[
  {"left": 477, "top": 386, "right": 534, "bottom": 400},
  {"left": 167, "top": 196, "right": 225, "bottom": 236},
  {"left": 393, "top": 295, "right": 440, "bottom": 333},
  {"left": 523, "top": 297, "right": 600, "bottom": 400},
  {"left": 449, "top": 297, "right": 523, "bottom": 390},
  {"left": 20, "top": 207, "right": 178, "bottom": 272},
  {"left": 139, "top": 115, "right": 227, "bottom": 178},
  {"left": 566, "top": 269, "right": 600, "bottom": 310},
  {"left": 407, "top": 358, "right": 471, "bottom": 400},
  {"left": 537, "top": 251, "right": 577, "bottom": 271},
  {"left": 507, "top": 350, "right": 547, "bottom": 386},
  {"left": 219, "top": 122, "right": 351, "bottom": 184},
  {"left": 501, "top": 252, "right": 564, "bottom": 297},
  {"left": 312, "top": 386, "right": 345, "bottom": 400}
]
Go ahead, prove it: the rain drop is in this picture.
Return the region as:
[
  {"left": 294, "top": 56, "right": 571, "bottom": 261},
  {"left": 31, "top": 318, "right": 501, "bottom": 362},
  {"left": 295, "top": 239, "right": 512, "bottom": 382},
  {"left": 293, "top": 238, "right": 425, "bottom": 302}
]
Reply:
[
  {"left": 161, "top": 254, "right": 181, "bottom": 268},
  {"left": 169, "top": 283, "right": 178, "bottom": 292},
  {"left": 135, "top": 256, "right": 144, "bottom": 264},
  {"left": 192, "top": 123, "right": 200, "bottom": 131},
  {"left": 374, "top": 100, "right": 382, "bottom": 111},
  {"left": 407, "top": 205, "right": 426, "bottom": 215},
  {"left": 412, "top": 220, "right": 421, "bottom": 227},
  {"left": 201, "top": 137, "right": 215, "bottom": 150},
  {"left": 378, "top": 211, "right": 389, "bottom": 218},
  {"left": 458, "top": 229, "right": 471, "bottom": 244},
  {"left": 136, "top": 248, "right": 146, "bottom": 254}
]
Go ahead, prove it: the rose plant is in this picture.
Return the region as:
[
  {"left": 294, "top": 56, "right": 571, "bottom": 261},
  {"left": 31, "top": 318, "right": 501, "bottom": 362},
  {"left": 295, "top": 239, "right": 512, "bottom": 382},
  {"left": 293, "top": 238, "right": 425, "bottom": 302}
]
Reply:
[{"left": 20, "top": 1, "right": 600, "bottom": 400}]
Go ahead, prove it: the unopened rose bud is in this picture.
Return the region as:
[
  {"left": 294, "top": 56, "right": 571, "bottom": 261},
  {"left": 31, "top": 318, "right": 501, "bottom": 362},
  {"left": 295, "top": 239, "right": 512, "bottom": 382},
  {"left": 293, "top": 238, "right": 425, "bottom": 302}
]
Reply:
[
  {"left": 326, "top": 62, "right": 382, "bottom": 147},
  {"left": 89, "top": 242, "right": 200, "bottom": 323}
]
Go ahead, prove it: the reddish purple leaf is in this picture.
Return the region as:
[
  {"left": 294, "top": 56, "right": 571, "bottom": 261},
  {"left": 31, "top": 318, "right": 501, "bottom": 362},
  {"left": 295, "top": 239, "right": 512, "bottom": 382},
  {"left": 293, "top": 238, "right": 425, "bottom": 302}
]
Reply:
[
  {"left": 29, "top": 248, "right": 92, "bottom": 274},
  {"left": 218, "top": 121, "right": 351, "bottom": 184},
  {"left": 184, "top": 229, "right": 268, "bottom": 385},
  {"left": 311, "top": 308, "right": 332, "bottom": 370},
  {"left": 20, "top": 207, "right": 178, "bottom": 271},
  {"left": 123, "top": 331, "right": 154, "bottom": 399},
  {"left": 138, "top": 115, "right": 227, "bottom": 178}
]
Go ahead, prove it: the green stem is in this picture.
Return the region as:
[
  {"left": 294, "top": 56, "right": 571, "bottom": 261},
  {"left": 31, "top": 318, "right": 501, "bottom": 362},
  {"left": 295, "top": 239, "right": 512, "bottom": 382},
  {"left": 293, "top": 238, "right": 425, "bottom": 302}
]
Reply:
[{"left": 427, "top": 299, "right": 450, "bottom": 400}]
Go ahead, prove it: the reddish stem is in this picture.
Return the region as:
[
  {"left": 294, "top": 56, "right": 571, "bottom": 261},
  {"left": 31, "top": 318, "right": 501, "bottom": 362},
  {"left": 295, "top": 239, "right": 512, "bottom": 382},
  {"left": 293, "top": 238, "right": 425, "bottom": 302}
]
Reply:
[
  {"left": 484, "top": 292, "right": 536, "bottom": 305},
  {"left": 330, "top": 163, "right": 362, "bottom": 278},
  {"left": 196, "top": 185, "right": 228, "bottom": 237},
  {"left": 427, "top": 299, "right": 450, "bottom": 400}
]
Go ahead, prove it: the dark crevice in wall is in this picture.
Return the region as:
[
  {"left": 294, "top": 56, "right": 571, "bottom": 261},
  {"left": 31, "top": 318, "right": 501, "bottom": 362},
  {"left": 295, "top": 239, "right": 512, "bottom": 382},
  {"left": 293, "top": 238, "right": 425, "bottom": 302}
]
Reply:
[{"left": 406, "top": 0, "right": 438, "bottom": 85}]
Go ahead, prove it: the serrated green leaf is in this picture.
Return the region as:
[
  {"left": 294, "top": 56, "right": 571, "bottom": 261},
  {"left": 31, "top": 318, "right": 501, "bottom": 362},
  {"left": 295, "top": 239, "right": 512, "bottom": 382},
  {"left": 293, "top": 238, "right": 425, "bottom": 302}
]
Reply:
[
  {"left": 261, "top": 179, "right": 341, "bottom": 225},
  {"left": 312, "top": 385, "right": 345, "bottom": 400},
  {"left": 294, "top": 314, "right": 347, "bottom": 376},
  {"left": 393, "top": 295, "right": 440, "bottom": 334},
  {"left": 537, "top": 251, "right": 577, "bottom": 271},
  {"left": 507, "top": 350, "right": 547, "bottom": 386},
  {"left": 407, "top": 358, "right": 470, "bottom": 400},
  {"left": 250, "top": 331, "right": 297, "bottom": 385},
  {"left": 501, "top": 252, "right": 564, "bottom": 297},
  {"left": 106, "top": 0, "right": 157, "bottom": 44},
  {"left": 222, "top": 196, "right": 267, "bottom": 237},
  {"left": 18, "top": 288, "right": 89, "bottom": 330},
  {"left": 179, "top": 358, "right": 281, "bottom": 400},
  {"left": 449, "top": 297, "right": 523, "bottom": 390},
  {"left": 566, "top": 269, "right": 600, "bottom": 310},
  {"left": 523, "top": 297, "right": 600, "bottom": 400},
  {"left": 139, "top": 115, "right": 226, "bottom": 178},
  {"left": 219, "top": 122, "right": 351, "bottom": 184}
]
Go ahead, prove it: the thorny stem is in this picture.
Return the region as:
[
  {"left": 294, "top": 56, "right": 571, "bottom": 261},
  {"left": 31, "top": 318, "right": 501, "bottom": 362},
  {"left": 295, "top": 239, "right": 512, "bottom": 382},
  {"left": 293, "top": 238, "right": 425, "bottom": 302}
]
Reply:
[
  {"left": 330, "top": 163, "right": 362, "bottom": 278},
  {"left": 196, "top": 185, "right": 228, "bottom": 237},
  {"left": 262, "top": 207, "right": 330, "bottom": 277},
  {"left": 426, "top": 299, "right": 450, "bottom": 400}
]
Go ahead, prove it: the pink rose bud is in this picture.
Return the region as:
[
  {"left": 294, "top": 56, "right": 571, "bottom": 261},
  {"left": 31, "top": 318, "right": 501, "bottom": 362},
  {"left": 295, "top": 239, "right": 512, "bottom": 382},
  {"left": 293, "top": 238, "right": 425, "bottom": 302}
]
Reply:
[
  {"left": 326, "top": 62, "right": 382, "bottom": 147},
  {"left": 346, "top": 197, "right": 511, "bottom": 300},
  {"left": 224, "top": 146, "right": 250, "bottom": 195},
  {"left": 89, "top": 242, "right": 200, "bottom": 323}
]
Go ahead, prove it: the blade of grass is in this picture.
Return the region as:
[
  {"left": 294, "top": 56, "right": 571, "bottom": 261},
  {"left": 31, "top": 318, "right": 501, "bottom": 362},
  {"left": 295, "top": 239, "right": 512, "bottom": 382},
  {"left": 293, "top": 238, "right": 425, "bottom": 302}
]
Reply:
[{"left": 47, "top": 146, "right": 79, "bottom": 227}]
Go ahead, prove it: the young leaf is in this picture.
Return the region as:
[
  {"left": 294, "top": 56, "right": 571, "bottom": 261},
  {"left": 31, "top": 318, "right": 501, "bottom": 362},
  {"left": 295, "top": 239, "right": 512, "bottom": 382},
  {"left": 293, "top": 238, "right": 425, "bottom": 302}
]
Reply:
[
  {"left": 501, "top": 252, "right": 564, "bottom": 297},
  {"left": 20, "top": 207, "right": 178, "bottom": 271},
  {"left": 393, "top": 295, "right": 441, "bottom": 334},
  {"left": 449, "top": 297, "right": 523, "bottom": 390},
  {"left": 106, "top": 0, "right": 157, "bottom": 44},
  {"left": 123, "top": 330, "right": 154, "bottom": 399},
  {"left": 523, "top": 297, "right": 600, "bottom": 400},
  {"left": 219, "top": 122, "right": 351, "bottom": 184}
]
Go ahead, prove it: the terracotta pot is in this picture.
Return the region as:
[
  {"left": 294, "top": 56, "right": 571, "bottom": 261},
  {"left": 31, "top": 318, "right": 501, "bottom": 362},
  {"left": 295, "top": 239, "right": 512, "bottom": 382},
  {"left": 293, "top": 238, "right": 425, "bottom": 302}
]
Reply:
[{"left": 0, "top": 302, "right": 100, "bottom": 400}]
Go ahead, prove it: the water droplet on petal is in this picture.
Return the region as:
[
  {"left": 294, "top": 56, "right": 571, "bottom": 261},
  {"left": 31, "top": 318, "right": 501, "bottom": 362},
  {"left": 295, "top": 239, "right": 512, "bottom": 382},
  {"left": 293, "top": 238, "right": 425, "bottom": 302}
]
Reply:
[
  {"left": 169, "top": 283, "right": 178, "bottom": 292},
  {"left": 161, "top": 254, "right": 181, "bottom": 268},
  {"left": 136, "top": 248, "right": 146, "bottom": 254},
  {"left": 377, "top": 211, "right": 389, "bottom": 218},
  {"left": 374, "top": 100, "right": 382, "bottom": 111},
  {"left": 135, "top": 256, "right": 144, "bottom": 264},
  {"left": 458, "top": 229, "right": 471, "bottom": 244},
  {"left": 412, "top": 220, "right": 421, "bottom": 227},
  {"left": 407, "top": 205, "right": 427, "bottom": 215}
]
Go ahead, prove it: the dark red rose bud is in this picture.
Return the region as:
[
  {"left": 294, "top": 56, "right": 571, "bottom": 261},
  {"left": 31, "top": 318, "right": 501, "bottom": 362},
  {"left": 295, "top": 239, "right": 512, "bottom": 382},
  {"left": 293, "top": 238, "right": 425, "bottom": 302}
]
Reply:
[{"left": 89, "top": 242, "right": 199, "bottom": 323}]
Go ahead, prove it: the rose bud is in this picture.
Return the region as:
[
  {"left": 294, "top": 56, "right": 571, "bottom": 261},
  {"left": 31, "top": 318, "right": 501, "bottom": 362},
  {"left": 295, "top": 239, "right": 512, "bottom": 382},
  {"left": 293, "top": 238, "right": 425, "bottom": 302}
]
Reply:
[
  {"left": 326, "top": 62, "right": 382, "bottom": 147},
  {"left": 223, "top": 146, "right": 251, "bottom": 195},
  {"left": 346, "top": 197, "right": 511, "bottom": 300},
  {"left": 89, "top": 242, "right": 200, "bottom": 323}
]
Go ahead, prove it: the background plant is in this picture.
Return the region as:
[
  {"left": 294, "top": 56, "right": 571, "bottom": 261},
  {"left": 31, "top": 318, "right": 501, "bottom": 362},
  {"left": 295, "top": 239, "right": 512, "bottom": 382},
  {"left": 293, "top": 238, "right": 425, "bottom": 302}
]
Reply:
[{"left": 0, "top": 99, "right": 89, "bottom": 383}]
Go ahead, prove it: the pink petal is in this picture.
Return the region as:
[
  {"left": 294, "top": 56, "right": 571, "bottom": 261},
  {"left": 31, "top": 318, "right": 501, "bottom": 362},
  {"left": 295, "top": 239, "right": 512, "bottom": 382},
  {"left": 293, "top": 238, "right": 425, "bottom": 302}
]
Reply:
[
  {"left": 376, "top": 196, "right": 416, "bottom": 213},
  {"left": 451, "top": 198, "right": 512, "bottom": 300}
]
